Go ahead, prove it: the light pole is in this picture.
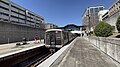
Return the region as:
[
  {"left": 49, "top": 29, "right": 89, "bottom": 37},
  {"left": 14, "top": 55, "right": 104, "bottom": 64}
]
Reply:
[{"left": 87, "top": 8, "right": 91, "bottom": 34}]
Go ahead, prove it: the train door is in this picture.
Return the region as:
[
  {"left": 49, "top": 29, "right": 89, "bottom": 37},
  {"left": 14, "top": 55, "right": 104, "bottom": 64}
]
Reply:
[
  {"left": 45, "top": 31, "right": 56, "bottom": 46},
  {"left": 45, "top": 32, "right": 50, "bottom": 45},
  {"left": 49, "top": 32, "right": 56, "bottom": 47}
]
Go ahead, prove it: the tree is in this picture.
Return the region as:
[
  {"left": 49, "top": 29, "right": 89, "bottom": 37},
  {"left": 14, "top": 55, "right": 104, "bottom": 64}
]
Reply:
[
  {"left": 116, "top": 16, "right": 120, "bottom": 32},
  {"left": 94, "top": 21, "right": 112, "bottom": 37}
]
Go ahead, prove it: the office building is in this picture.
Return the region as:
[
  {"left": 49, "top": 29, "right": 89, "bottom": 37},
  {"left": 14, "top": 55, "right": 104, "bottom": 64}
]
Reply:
[
  {"left": 0, "top": 0, "right": 45, "bottom": 43},
  {"left": 45, "top": 23, "right": 58, "bottom": 29},
  {"left": 82, "top": 5, "right": 104, "bottom": 32}
]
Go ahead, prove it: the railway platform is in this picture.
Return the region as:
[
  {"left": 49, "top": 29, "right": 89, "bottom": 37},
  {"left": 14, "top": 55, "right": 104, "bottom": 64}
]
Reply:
[
  {"left": 0, "top": 40, "right": 44, "bottom": 55},
  {"left": 0, "top": 39, "right": 46, "bottom": 66},
  {"left": 39, "top": 37, "right": 119, "bottom": 67}
]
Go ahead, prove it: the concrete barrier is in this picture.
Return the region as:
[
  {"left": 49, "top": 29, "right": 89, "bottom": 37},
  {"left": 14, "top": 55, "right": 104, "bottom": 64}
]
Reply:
[
  {"left": 37, "top": 38, "right": 77, "bottom": 67},
  {"left": 0, "top": 22, "right": 45, "bottom": 44},
  {"left": 84, "top": 36, "right": 120, "bottom": 63}
]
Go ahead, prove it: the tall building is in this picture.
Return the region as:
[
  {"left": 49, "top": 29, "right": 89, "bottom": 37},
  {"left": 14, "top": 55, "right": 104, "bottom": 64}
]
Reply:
[
  {"left": 0, "top": 0, "right": 45, "bottom": 43},
  {"left": 82, "top": 5, "right": 104, "bottom": 32}
]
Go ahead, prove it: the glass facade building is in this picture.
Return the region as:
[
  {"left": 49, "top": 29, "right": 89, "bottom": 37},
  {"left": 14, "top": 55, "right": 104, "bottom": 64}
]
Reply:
[{"left": 82, "top": 5, "right": 104, "bottom": 31}]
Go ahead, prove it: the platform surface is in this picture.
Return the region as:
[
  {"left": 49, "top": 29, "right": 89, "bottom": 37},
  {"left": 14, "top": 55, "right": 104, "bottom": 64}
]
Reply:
[
  {"left": 0, "top": 40, "right": 44, "bottom": 58},
  {"left": 51, "top": 37, "right": 118, "bottom": 67}
]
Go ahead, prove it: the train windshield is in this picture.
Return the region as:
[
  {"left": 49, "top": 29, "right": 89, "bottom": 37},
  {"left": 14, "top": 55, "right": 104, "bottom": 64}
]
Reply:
[{"left": 46, "top": 31, "right": 61, "bottom": 45}]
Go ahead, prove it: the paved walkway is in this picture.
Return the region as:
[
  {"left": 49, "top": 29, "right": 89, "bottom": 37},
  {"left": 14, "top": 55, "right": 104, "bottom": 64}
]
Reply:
[{"left": 55, "top": 37, "right": 118, "bottom": 67}]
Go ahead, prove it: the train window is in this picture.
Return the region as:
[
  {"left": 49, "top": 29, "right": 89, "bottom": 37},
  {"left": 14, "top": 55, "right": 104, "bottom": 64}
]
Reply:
[
  {"left": 63, "top": 32, "right": 66, "bottom": 39},
  {"left": 50, "top": 33, "right": 55, "bottom": 42},
  {"left": 46, "top": 33, "right": 50, "bottom": 39},
  {"left": 63, "top": 32, "right": 67, "bottom": 39},
  {"left": 56, "top": 31, "right": 61, "bottom": 38},
  {"left": 56, "top": 31, "right": 61, "bottom": 45}
]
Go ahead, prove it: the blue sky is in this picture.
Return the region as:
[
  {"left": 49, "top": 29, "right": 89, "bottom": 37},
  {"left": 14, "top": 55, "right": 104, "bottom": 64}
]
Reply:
[{"left": 11, "top": 0, "right": 115, "bottom": 27}]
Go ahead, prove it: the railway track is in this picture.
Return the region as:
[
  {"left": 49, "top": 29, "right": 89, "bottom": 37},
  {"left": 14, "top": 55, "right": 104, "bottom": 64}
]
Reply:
[
  {"left": 12, "top": 47, "right": 54, "bottom": 67},
  {"left": 30, "top": 52, "right": 52, "bottom": 67}
]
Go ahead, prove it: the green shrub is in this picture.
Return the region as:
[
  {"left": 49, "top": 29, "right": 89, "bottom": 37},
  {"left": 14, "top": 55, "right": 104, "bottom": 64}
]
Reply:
[
  {"left": 116, "top": 16, "right": 120, "bottom": 32},
  {"left": 94, "top": 21, "right": 112, "bottom": 37}
]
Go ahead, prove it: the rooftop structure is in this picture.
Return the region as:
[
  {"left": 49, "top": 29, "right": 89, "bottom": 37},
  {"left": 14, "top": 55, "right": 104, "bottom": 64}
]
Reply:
[{"left": 98, "top": 10, "right": 108, "bottom": 21}]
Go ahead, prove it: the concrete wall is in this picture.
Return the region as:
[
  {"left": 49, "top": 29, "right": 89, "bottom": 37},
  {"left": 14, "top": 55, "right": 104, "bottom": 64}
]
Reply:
[
  {"left": 84, "top": 36, "right": 120, "bottom": 63},
  {"left": 0, "top": 21, "right": 45, "bottom": 44},
  {"left": 104, "top": 10, "right": 120, "bottom": 32}
]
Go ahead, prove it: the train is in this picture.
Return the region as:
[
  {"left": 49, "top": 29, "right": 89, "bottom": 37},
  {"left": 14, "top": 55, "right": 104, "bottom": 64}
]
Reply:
[{"left": 44, "top": 29, "right": 76, "bottom": 51}]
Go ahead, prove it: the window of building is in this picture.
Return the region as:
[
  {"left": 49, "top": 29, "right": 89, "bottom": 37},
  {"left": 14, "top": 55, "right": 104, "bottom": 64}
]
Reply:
[
  {"left": 0, "top": 6, "right": 9, "bottom": 11},
  {"left": 117, "top": 8, "right": 118, "bottom": 10},
  {"left": 1, "top": 1, "right": 9, "bottom": 5},
  {"left": 89, "top": 14, "right": 94, "bottom": 16},
  {"left": 90, "top": 8, "right": 94, "bottom": 13},
  {"left": 99, "top": 7, "right": 103, "bottom": 11},
  {"left": 94, "top": 8, "right": 99, "bottom": 12},
  {"left": 116, "top": 3, "right": 118, "bottom": 5}
]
